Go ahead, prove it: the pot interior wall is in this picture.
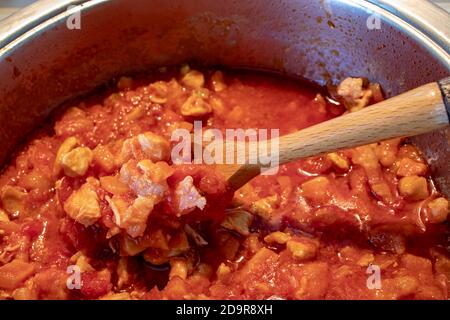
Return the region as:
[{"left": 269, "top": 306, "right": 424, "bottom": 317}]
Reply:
[{"left": 0, "top": 0, "right": 448, "bottom": 194}]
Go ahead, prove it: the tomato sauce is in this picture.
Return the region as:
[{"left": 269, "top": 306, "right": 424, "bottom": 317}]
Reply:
[{"left": 0, "top": 67, "right": 448, "bottom": 300}]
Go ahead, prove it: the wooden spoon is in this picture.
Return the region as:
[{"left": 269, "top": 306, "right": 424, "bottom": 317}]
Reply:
[{"left": 219, "top": 78, "right": 450, "bottom": 190}]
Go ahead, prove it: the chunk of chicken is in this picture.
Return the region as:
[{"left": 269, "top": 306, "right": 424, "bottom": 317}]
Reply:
[
  {"left": 121, "top": 132, "right": 170, "bottom": 163},
  {"left": 180, "top": 89, "right": 213, "bottom": 117},
  {"left": 0, "top": 259, "right": 35, "bottom": 290},
  {"left": 337, "top": 77, "right": 373, "bottom": 112},
  {"left": 93, "top": 144, "right": 115, "bottom": 173},
  {"left": 69, "top": 251, "right": 95, "bottom": 272},
  {"left": 426, "top": 197, "right": 449, "bottom": 224},
  {"left": 63, "top": 178, "right": 101, "bottom": 227},
  {"left": 119, "top": 160, "right": 170, "bottom": 199},
  {"left": 249, "top": 195, "right": 278, "bottom": 219},
  {"left": 264, "top": 231, "right": 291, "bottom": 245},
  {"left": 108, "top": 196, "right": 155, "bottom": 238},
  {"left": 61, "top": 146, "right": 93, "bottom": 177},
  {"left": 0, "top": 209, "right": 9, "bottom": 222},
  {"left": 374, "top": 138, "right": 401, "bottom": 167},
  {"left": 100, "top": 175, "right": 129, "bottom": 195},
  {"left": 147, "top": 81, "right": 169, "bottom": 104},
  {"left": 396, "top": 158, "right": 427, "bottom": 177},
  {"left": 211, "top": 71, "right": 227, "bottom": 92},
  {"left": 1, "top": 186, "right": 27, "bottom": 217},
  {"left": 175, "top": 176, "right": 206, "bottom": 215},
  {"left": 327, "top": 152, "right": 349, "bottom": 171},
  {"left": 181, "top": 70, "right": 205, "bottom": 89},
  {"left": 398, "top": 176, "right": 429, "bottom": 201},
  {"left": 54, "top": 136, "right": 79, "bottom": 175},
  {"left": 286, "top": 239, "right": 318, "bottom": 262},
  {"left": 301, "top": 177, "right": 331, "bottom": 203},
  {"left": 169, "top": 258, "right": 188, "bottom": 280}
]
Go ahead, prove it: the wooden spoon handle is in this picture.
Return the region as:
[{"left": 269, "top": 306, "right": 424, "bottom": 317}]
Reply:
[
  {"left": 226, "top": 79, "right": 450, "bottom": 190},
  {"left": 278, "top": 79, "right": 450, "bottom": 165}
]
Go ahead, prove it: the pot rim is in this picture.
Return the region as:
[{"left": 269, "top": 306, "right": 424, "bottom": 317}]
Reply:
[{"left": 0, "top": 0, "right": 448, "bottom": 67}]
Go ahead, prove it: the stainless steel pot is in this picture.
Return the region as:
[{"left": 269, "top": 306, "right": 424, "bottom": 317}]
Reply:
[{"left": 0, "top": 0, "right": 449, "bottom": 193}]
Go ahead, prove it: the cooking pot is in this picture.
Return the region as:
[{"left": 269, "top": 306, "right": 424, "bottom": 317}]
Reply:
[{"left": 0, "top": 0, "right": 448, "bottom": 194}]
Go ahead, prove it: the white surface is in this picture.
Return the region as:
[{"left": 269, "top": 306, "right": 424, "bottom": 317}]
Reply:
[{"left": 0, "top": 0, "right": 449, "bottom": 20}]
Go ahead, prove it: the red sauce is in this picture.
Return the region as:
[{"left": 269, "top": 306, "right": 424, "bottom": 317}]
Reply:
[{"left": 0, "top": 67, "right": 448, "bottom": 300}]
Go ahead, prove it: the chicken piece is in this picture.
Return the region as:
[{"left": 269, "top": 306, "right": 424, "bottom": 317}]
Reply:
[
  {"left": 221, "top": 209, "right": 253, "bottom": 236},
  {"left": 264, "top": 231, "right": 291, "bottom": 245},
  {"left": 1, "top": 186, "right": 27, "bottom": 217},
  {"left": 137, "top": 160, "right": 174, "bottom": 184},
  {"left": 93, "top": 144, "right": 115, "bottom": 173},
  {"left": 351, "top": 145, "right": 395, "bottom": 204},
  {"left": 294, "top": 262, "right": 329, "bottom": 300},
  {"left": 19, "top": 170, "right": 52, "bottom": 192},
  {"left": 398, "top": 176, "right": 429, "bottom": 201},
  {"left": 338, "top": 78, "right": 364, "bottom": 103},
  {"left": 63, "top": 178, "right": 101, "bottom": 227},
  {"left": 377, "top": 276, "right": 419, "bottom": 300},
  {"left": 374, "top": 138, "right": 401, "bottom": 167},
  {"left": 327, "top": 152, "right": 349, "bottom": 171},
  {"left": 116, "top": 257, "right": 131, "bottom": 289},
  {"left": 396, "top": 158, "right": 427, "bottom": 177},
  {"left": 69, "top": 251, "right": 95, "bottom": 272},
  {"left": 180, "top": 89, "right": 213, "bottom": 117},
  {"left": 0, "top": 209, "right": 9, "bottom": 222},
  {"left": 216, "top": 263, "right": 232, "bottom": 280},
  {"left": 0, "top": 259, "right": 35, "bottom": 290},
  {"left": 100, "top": 175, "right": 129, "bottom": 195},
  {"left": 181, "top": 70, "right": 205, "bottom": 89},
  {"left": 54, "top": 136, "right": 79, "bottom": 175},
  {"left": 211, "top": 71, "right": 227, "bottom": 92},
  {"left": 142, "top": 231, "right": 190, "bottom": 266},
  {"left": 121, "top": 196, "right": 155, "bottom": 238},
  {"left": 301, "top": 177, "right": 331, "bottom": 203},
  {"left": 61, "top": 146, "right": 93, "bottom": 177},
  {"left": 175, "top": 176, "right": 206, "bottom": 215},
  {"left": 338, "top": 246, "right": 375, "bottom": 267},
  {"left": 351, "top": 145, "right": 379, "bottom": 170},
  {"left": 137, "top": 132, "right": 170, "bottom": 161},
  {"left": 169, "top": 258, "right": 188, "bottom": 280},
  {"left": 12, "top": 279, "right": 37, "bottom": 300},
  {"left": 249, "top": 195, "right": 278, "bottom": 219},
  {"left": 426, "top": 197, "right": 449, "bottom": 224},
  {"left": 106, "top": 195, "right": 155, "bottom": 238},
  {"left": 120, "top": 235, "right": 153, "bottom": 256},
  {"left": 121, "top": 132, "right": 170, "bottom": 163},
  {"left": 119, "top": 160, "right": 169, "bottom": 199},
  {"left": 147, "top": 81, "right": 169, "bottom": 104},
  {"left": 371, "top": 182, "right": 394, "bottom": 203},
  {"left": 286, "top": 239, "right": 318, "bottom": 262},
  {"left": 337, "top": 77, "right": 373, "bottom": 112}
]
